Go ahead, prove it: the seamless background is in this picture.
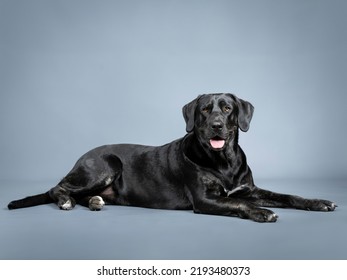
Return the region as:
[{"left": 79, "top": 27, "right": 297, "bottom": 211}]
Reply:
[{"left": 1, "top": 0, "right": 346, "bottom": 260}]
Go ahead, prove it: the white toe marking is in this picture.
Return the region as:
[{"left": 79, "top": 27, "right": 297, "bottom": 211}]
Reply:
[
  {"left": 96, "top": 196, "right": 105, "bottom": 206},
  {"left": 61, "top": 200, "right": 72, "bottom": 210}
]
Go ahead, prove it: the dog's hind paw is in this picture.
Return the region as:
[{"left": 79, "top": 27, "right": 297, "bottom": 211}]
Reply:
[
  {"left": 59, "top": 199, "right": 75, "bottom": 210},
  {"left": 89, "top": 196, "right": 105, "bottom": 211}
]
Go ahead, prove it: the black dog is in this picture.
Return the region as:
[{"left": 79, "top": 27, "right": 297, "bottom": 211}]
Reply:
[{"left": 8, "top": 93, "right": 336, "bottom": 222}]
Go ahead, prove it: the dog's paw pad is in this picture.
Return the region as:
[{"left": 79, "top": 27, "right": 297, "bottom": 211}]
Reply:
[{"left": 89, "top": 196, "right": 105, "bottom": 211}]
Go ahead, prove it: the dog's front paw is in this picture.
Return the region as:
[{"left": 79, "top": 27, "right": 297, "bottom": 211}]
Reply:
[
  {"left": 89, "top": 196, "right": 105, "bottom": 211},
  {"left": 305, "top": 199, "right": 337, "bottom": 211},
  {"left": 246, "top": 208, "right": 278, "bottom": 223}
]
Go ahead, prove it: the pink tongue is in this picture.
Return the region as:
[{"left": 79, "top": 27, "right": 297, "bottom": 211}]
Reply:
[{"left": 210, "top": 139, "right": 225, "bottom": 149}]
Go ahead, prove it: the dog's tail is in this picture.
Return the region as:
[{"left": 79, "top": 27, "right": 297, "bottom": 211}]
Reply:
[{"left": 8, "top": 192, "right": 53, "bottom": 210}]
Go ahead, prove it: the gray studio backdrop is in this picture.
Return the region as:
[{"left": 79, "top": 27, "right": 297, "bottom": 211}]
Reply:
[{"left": 1, "top": 0, "right": 346, "bottom": 183}]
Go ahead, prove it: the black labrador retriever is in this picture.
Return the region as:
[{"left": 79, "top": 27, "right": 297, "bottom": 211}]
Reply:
[{"left": 8, "top": 93, "right": 336, "bottom": 222}]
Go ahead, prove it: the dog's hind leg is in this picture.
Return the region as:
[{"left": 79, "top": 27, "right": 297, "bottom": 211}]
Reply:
[
  {"left": 49, "top": 152, "right": 122, "bottom": 210},
  {"left": 49, "top": 185, "right": 77, "bottom": 210},
  {"left": 48, "top": 166, "right": 93, "bottom": 210}
]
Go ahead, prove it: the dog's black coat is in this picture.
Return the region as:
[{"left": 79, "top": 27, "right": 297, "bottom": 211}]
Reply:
[{"left": 8, "top": 93, "right": 336, "bottom": 222}]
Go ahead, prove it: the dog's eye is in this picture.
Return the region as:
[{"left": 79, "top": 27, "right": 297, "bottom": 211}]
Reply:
[
  {"left": 201, "top": 107, "right": 210, "bottom": 113},
  {"left": 223, "top": 106, "right": 231, "bottom": 113}
]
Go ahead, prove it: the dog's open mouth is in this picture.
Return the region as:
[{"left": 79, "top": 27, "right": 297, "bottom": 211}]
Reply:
[{"left": 209, "top": 136, "right": 226, "bottom": 149}]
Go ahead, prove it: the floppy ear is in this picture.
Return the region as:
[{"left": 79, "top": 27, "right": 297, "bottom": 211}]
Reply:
[
  {"left": 235, "top": 96, "right": 254, "bottom": 132},
  {"left": 182, "top": 95, "right": 202, "bottom": 133}
]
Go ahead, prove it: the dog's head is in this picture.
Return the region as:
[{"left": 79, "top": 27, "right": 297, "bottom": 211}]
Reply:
[{"left": 182, "top": 93, "right": 254, "bottom": 151}]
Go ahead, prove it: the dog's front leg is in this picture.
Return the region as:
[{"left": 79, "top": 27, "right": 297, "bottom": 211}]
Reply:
[
  {"left": 248, "top": 187, "right": 337, "bottom": 211},
  {"left": 193, "top": 196, "right": 278, "bottom": 223},
  {"left": 191, "top": 176, "right": 278, "bottom": 222}
]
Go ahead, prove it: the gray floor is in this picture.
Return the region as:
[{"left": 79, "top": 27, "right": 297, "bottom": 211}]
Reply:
[{"left": 1, "top": 179, "right": 346, "bottom": 260}]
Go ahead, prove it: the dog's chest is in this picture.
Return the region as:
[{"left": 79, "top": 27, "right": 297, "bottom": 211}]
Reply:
[
  {"left": 218, "top": 169, "right": 237, "bottom": 189},
  {"left": 201, "top": 168, "right": 239, "bottom": 194},
  {"left": 213, "top": 162, "right": 251, "bottom": 194}
]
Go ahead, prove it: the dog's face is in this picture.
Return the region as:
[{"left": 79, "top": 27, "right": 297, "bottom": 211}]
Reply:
[{"left": 183, "top": 93, "right": 254, "bottom": 151}]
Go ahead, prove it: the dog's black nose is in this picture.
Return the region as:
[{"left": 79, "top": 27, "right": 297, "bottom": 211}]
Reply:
[{"left": 212, "top": 122, "right": 223, "bottom": 131}]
